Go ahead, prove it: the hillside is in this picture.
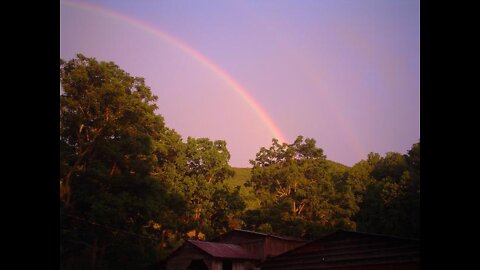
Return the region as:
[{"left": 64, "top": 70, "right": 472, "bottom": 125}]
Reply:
[
  {"left": 225, "top": 167, "right": 259, "bottom": 210},
  {"left": 227, "top": 167, "right": 252, "bottom": 189},
  {"left": 326, "top": 160, "right": 350, "bottom": 173}
]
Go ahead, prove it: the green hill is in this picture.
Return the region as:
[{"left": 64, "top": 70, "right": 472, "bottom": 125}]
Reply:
[
  {"left": 225, "top": 167, "right": 259, "bottom": 210},
  {"left": 227, "top": 167, "right": 252, "bottom": 188},
  {"left": 326, "top": 160, "right": 350, "bottom": 173}
]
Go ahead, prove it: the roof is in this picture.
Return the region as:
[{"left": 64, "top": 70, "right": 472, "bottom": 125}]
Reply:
[
  {"left": 322, "top": 229, "right": 419, "bottom": 241},
  {"left": 215, "top": 229, "right": 305, "bottom": 242},
  {"left": 261, "top": 230, "right": 419, "bottom": 270},
  {"left": 188, "top": 240, "right": 261, "bottom": 260}
]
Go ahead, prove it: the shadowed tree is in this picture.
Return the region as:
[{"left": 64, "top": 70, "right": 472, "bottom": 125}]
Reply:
[
  {"left": 60, "top": 54, "right": 164, "bottom": 208},
  {"left": 352, "top": 142, "right": 420, "bottom": 238},
  {"left": 60, "top": 54, "right": 186, "bottom": 269}
]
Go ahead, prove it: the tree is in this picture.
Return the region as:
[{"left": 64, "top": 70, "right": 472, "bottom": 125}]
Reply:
[
  {"left": 210, "top": 185, "right": 246, "bottom": 235},
  {"left": 247, "top": 137, "right": 326, "bottom": 215},
  {"left": 345, "top": 153, "right": 381, "bottom": 206},
  {"left": 352, "top": 142, "right": 420, "bottom": 238},
  {"left": 160, "top": 137, "right": 240, "bottom": 240},
  {"left": 245, "top": 136, "right": 357, "bottom": 238},
  {"left": 60, "top": 54, "right": 164, "bottom": 208},
  {"left": 60, "top": 54, "right": 186, "bottom": 269}
]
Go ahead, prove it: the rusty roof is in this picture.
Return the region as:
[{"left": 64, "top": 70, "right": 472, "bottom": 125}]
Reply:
[{"left": 188, "top": 240, "right": 261, "bottom": 260}]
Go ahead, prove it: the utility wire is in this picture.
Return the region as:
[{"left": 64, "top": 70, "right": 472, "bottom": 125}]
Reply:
[{"left": 61, "top": 212, "right": 161, "bottom": 241}]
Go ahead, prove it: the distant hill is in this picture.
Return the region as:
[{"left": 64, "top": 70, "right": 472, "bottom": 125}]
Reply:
[
  {"left": 225, "top": 167, "right": 259, "bottom": 210},
  {"left": 325, "top": 160, "right": 350, "bottom": 173},
  {"left": 226, "top": 160, "right": 350, "bottom": 210},
  {"left": 227, "top": 167, "right": 252, "bottom": 189}
]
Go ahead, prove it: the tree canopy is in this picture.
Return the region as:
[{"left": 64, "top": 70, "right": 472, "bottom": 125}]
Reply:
[
  {"left": 351, "top": 143, "right": 420, "bottom": 238},
  {"left": 244, "top": 136, "right": 358, "bottom": 238},
  {"left": 60, "top": 54, "right": 420, "bottom": 269}
]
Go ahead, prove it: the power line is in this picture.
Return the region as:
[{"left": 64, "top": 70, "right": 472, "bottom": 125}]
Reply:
[{"left": 61, "top": 212, "right": 161, "bottom": 241}]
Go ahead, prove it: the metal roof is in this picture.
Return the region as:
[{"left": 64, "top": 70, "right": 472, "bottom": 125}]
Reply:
[
  {"left": 261, "top": 230, "right": 420, "bottom": 270},
  {"left": 188, "top": 240, "right": 261, "bottom": 260}
]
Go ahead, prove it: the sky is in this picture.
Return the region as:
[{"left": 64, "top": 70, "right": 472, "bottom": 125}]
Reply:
[{"left": 60, "top": 0, "right": 420, "bottom": 167}]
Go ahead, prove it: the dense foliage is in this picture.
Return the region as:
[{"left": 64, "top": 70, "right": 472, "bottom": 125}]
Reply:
[
  {"left": 60, "top": 55, "right": 242, "bottom": 269},
  {"left": 243, "top": 136, "right": 357, "bottom": 239},
  {"left": 60, "top": 55, "right": 420, "bottom": 269},
  {"left": 350, "top": 143, "right": 420, "bottom": 238}
]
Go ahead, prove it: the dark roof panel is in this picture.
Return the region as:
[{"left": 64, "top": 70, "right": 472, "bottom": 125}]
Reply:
[
  {"left": 188, "top": 240, "right": 261, "bottom": 260},
  {"left": 261, "top": 230, "right": 419, "bottom": 270}
]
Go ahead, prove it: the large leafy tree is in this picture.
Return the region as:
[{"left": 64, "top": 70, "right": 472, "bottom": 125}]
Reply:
[
  {"left": 352, "top": 142, "right": 420, "bottom": 238},
  {"left": 172, "top": 137, "right": 243, "bottom": 239},
  {"left": 247, "top": 137, "right": 327, "bottom": 216},
  {"left": 60, "top": 54, "right": 164, "bottom": 207},
  {"left": 60, "top": 54, "right": 186, "bottom": 269},
  {"left": 245, "top": 136, "right": 357, "bottom": 238}
]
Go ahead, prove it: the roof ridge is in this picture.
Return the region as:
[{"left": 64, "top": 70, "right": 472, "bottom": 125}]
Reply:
[
  {"left": 335, "top": 229, "right": 420, "bottom": 241},
  {"left": 187, "top": 239, "right": 261, "bottom": 260},
  {"left": 232, "top": 229, "right": 305, "bottom": 241},
  {"left": 188, "top": 239, "right": 244, "bottom": 247}
]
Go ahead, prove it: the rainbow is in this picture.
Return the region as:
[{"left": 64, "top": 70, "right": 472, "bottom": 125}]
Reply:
[{"left": 62, "top": 0, "right": 287, "bottom": 143}]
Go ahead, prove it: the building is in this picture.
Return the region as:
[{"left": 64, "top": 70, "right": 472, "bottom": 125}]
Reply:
[
  {"left": 166, "top": 229, "right": 306, "bottom": 270},
  {"left": 214, "top": 229, "right": 306, "bottom": 261},
  {"left": 166, "top": 240, "right": 260, "bottom": 270},
  {"left": 260, "top": 230, "right": 420, "bottom": 270}
]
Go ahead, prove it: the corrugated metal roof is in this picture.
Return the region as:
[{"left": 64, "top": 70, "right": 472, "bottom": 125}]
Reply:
[
  {"left": 261, "top": 230, "right": 419, "bottom": 270},
  {"left": 188, "top": 240, "right": 261, "bottom": 260}
]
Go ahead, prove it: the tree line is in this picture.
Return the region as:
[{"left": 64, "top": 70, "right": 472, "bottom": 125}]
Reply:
[{"left": 60, "top": 55, "right": 420, "bottom": 270}]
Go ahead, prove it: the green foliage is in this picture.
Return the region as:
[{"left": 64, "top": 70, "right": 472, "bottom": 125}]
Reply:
[
  {"left": 350, "top": 142, "right": 420, "bottom": 238},
  {"left": 210, "top": 185, "right": 246, "bottom": 235},
  {"left": 228, "top": 164, "right": 350, "bottom": 212},
  {"left": 244, "top": 136, "right": 357, "bottom": 239},
  {"left": 60, "top": 54, "right": 420, "bottom": 269},
  {"left": 60, "top": 54, "right": 181, "bottom": 269},
  {"left": 160, "top": 137, "right": 241, "bottom": 240}
]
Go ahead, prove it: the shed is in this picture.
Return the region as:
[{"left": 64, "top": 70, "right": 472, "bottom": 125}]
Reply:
[
  {"left": 214, "top": 229, "right": 306, "bottom": 261},
  {"left": 166, "top": 240, "right": 261, "bottom": 270},
  {"left": 260, "top": 230, "right": 420, "bottom": 270}
]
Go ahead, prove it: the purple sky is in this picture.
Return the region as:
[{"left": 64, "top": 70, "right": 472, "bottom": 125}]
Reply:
[{"left": 60, "top": 0, "right": 420, "bottom": 167}]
